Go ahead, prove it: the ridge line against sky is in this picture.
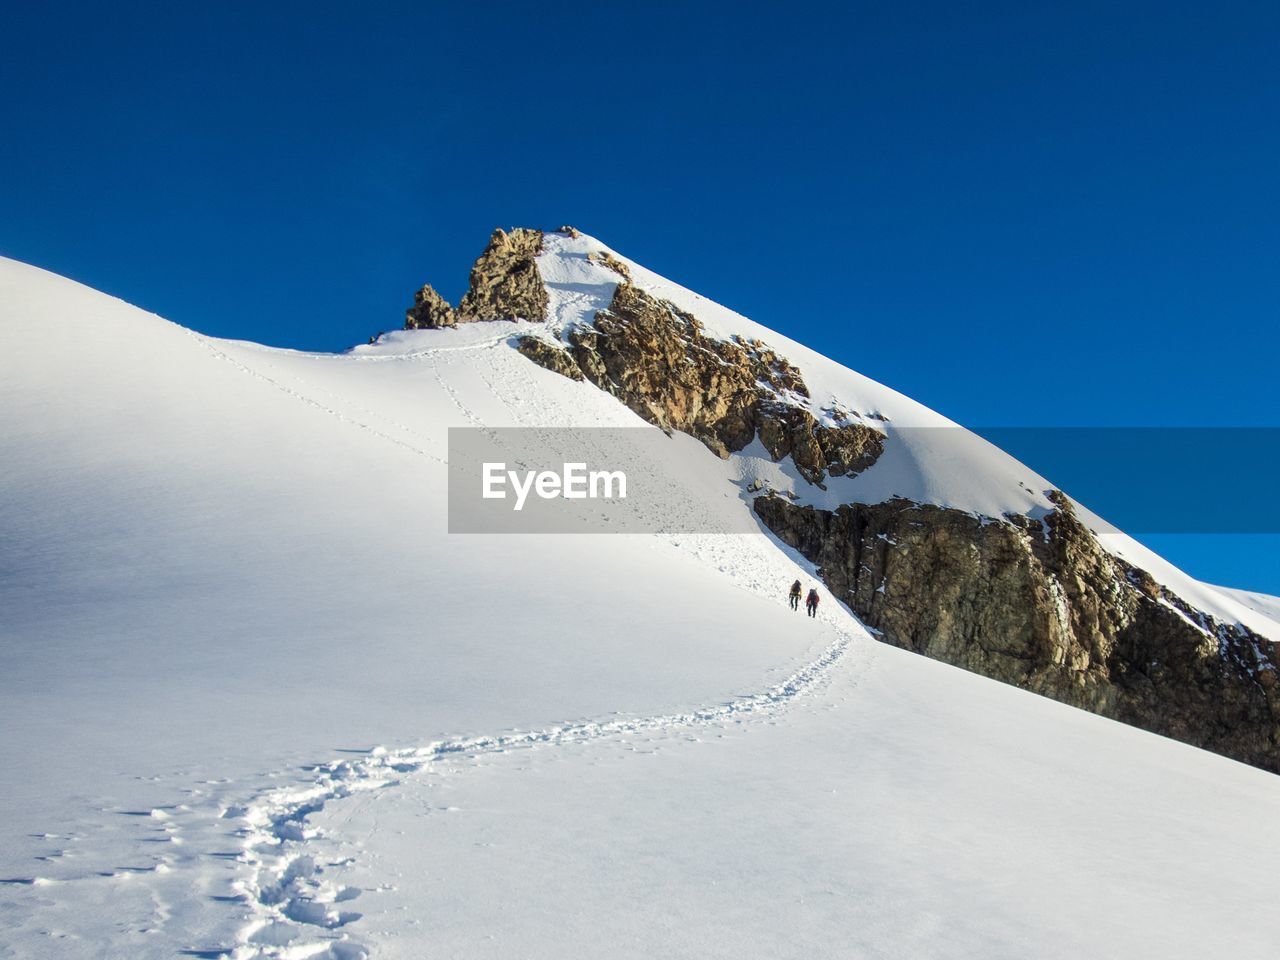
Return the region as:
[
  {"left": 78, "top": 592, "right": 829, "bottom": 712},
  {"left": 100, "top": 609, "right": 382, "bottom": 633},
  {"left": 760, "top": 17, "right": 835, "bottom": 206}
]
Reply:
[{"left": 2, "top": 0, "right": 1277, "bottom": 590}]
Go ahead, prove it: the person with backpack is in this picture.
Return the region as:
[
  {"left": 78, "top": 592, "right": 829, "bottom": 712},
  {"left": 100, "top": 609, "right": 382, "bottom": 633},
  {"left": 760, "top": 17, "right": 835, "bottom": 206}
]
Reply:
[
  {"left": 788, "top": 579, "right": 802, "bottom": 611},
  {"left": 805, "top": 588, "right": 820, "bottom": 618}
]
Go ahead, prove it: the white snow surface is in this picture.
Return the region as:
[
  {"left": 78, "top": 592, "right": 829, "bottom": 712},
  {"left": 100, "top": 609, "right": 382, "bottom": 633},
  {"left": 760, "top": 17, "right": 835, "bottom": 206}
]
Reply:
[
  {"left": 1219, "top": 585, "right": 1280, "bottom": 623},
  {"left": 1, "top": 245, "right": 1279, "bottom": 960}
]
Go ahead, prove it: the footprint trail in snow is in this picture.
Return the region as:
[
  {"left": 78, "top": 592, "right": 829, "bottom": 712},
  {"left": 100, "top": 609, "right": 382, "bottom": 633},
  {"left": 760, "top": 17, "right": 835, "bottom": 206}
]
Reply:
[{"left": 224, "top": 628, "right": 855, "bottom": 959}]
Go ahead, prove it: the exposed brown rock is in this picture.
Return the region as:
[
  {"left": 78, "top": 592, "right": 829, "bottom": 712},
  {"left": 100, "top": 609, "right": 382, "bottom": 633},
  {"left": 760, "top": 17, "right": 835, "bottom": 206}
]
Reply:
[
  {"left": 456, "top": 227, "right": 548, "bottom": 323},
  {"left": 575, "top": 283, "right": 759, "bottom": 456},
  {"left": 518, "top": 278, "right": 884, "bottom": 483},
  {"left": 753, "top": 490, "right": 1280, "bottom": 772},
  {"left": 405, "top": 284, "right": 456, "bottom": 329},
  {"left": 404, "top": 228, "right": 549, "bottom": 332},
  {"left": 515, "top": 337, "right": 583, "bottom": 381},
  {"left": 755, "top": 401, "right": 883, "bottom": 481},
  {"left": 587, "top": 250, "right": 632, "bottom": 282}
]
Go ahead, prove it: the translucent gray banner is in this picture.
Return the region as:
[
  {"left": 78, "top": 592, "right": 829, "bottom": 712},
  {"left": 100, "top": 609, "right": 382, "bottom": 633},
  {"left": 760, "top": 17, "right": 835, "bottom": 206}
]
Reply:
[
  {"left": 973, "top": 427, "right": 1280, "bottom": 534},
  {"left": 448, "top": 426, "right": 1280, "bottom": 534},
  {"left": 447, "top": 427, "right": 761, "bottom": 534}
]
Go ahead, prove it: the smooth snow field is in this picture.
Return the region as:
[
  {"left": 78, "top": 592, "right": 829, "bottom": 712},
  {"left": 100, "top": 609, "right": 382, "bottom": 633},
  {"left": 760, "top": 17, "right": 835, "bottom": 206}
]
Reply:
[{"left": 3, "top": 250, "right": 1279, "bottom": 959}]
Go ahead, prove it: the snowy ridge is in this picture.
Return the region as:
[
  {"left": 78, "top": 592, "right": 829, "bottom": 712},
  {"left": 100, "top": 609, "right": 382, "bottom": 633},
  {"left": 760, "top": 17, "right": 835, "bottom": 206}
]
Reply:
[{"left": 535, "top": 230, "right": 1053, "bottom": 518}]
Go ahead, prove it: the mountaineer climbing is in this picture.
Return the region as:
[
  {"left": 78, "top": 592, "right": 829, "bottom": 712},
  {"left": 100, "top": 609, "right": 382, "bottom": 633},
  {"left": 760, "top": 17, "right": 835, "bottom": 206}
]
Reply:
[
  {"left": 789, "top": 579, "right": 802, "bottom": 611},
  {"left": 805, "top": 588, "right": 820, "bottom": 618}
]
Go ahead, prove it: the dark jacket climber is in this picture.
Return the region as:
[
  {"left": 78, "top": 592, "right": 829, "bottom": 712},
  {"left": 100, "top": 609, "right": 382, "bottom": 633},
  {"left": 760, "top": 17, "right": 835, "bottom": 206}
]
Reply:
[
  {"left": 805, "top": 588, "right": 820, "bottom": 617},
  {"left": 789, "top": 580, "right": 802, "bottom": 610}
]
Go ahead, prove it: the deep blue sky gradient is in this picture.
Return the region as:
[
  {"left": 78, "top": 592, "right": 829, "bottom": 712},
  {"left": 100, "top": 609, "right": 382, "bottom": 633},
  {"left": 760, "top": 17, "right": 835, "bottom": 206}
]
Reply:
[{"left": 3, "top": 1, "right": 1277, "bottom": 590}]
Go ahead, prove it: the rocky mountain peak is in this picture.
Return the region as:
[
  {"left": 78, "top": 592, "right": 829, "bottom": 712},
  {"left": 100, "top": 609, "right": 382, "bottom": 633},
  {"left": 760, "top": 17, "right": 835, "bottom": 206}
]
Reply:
[
  {"left": 405, "top": 283, "right": 456, "bottom": 329},
  {"left": 399, "top": 227, "right": 1280, "bottom": 773},
  {"left": 404, "top": 226, "right": 548, "bottom": 330}
]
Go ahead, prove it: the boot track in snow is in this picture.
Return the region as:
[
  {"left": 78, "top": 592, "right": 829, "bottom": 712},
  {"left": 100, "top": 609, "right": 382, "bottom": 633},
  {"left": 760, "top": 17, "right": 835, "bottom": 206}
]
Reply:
[{"left": 226, "top": 630, "right": 855, "bottom": 959}]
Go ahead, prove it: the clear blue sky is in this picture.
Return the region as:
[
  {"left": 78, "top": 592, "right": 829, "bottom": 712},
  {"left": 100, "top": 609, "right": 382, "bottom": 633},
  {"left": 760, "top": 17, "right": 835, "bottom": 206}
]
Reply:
[{"left": 3, "top": 2, "right": 1277, "bottom": 591}]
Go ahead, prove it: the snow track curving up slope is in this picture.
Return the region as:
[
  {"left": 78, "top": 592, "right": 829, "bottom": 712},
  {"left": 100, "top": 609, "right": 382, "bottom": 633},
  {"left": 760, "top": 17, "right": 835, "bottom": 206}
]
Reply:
[
  {"left": 0, "top": 255, "right": 857, "bottom": 958},
  {"left": 228, "top": 629, "right": 853, "bottom": 958}
]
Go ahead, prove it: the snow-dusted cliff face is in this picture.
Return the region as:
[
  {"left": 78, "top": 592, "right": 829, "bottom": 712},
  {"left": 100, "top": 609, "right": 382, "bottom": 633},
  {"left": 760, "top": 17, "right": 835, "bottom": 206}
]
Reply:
[
  {"left": 535, "top": 229, "right": 1276, "bottom": 629},
  {"left": 3, "top": 238, "right": 1280, "bottom": 960},
  {"left": 405, "top": 226, "right": 1280, "bottom": 773}
]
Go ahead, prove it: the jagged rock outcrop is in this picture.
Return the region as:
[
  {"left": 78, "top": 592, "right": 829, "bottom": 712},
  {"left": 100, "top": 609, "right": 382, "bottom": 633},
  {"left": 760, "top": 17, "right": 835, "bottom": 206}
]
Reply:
[
  {"left": 516, "top": 337, "right": 583, "bottom": 381},
  {"left": 521, "top": 280, "right": 883, "bottom": 484},
  {"left": 457, "top": 227, "right": 548, "bottom": 323},
  {"left": 586, "top": 249, "right": 632, "bottom": 281},
  {"left": 405, "top": 229, "right": 880, "bottom": 485},
  {"left": 405, "top": 284, "right": 456, "bottom": 329},
  {"left": 754, "top": 490, "right": 1280, "bottom": 772},
  {"left": 570, "top": 283, "right": 760, "bottom": 455},
  {"left": 754, "top": 400, "right": 883, "bottom": 482},
  {"left": 403, "top": 227, "right": 548, "bottom": 330}
]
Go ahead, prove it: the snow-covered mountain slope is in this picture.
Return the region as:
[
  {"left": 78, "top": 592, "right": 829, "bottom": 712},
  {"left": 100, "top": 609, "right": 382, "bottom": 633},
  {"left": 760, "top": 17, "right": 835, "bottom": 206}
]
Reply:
[
  {"left": 1218, "top": 585, "right": 1280, "bottom": 625},
  {"left": 534, "top": 229, "right": 1280, "bottom": 640},
  {"left": 2, "top": 249, "right": 1279, "bottom": 959},
  {"left": 508, "top": 228, "right": 1280, "bottom": 774},
  {"left": 0, "top": 256, "right": 850, "bottom": 956}
]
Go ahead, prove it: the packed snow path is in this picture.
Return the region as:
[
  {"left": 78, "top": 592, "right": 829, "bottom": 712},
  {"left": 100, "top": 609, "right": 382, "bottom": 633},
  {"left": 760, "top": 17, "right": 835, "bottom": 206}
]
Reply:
[
  {"left": 0, "top": 622, "right": 859, "bottom": 960},
  {"left": 226, "top": 630, "right": 854, "bottom": 958}
]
